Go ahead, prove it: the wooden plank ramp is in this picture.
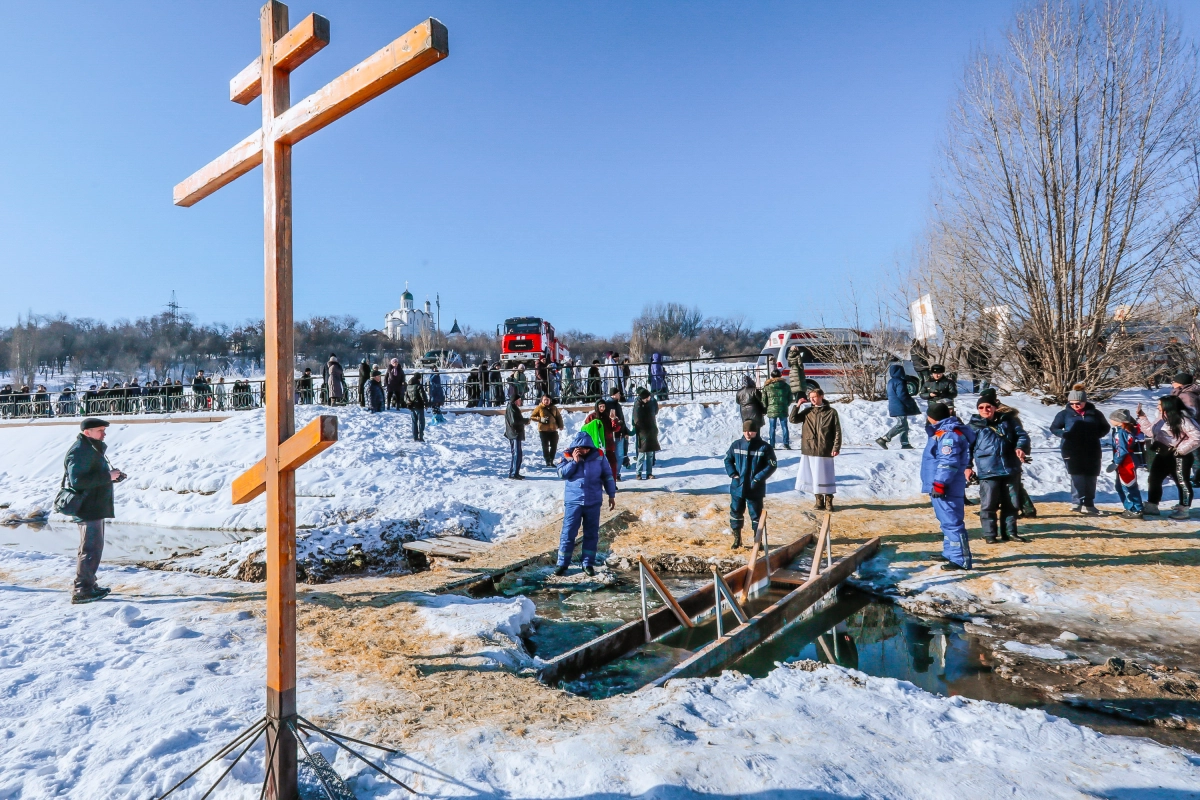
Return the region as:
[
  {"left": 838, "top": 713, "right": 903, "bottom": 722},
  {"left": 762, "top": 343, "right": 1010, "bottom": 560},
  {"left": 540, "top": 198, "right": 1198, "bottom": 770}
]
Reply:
[
  {"left": 537, "top": 532, "right": 814, "bottom": 686},
  {"left": 644, "top": 536, "right": 881, "bottom": 689},
  {"left": 402, "top": 535, "right": 490, "bottom": 562}
]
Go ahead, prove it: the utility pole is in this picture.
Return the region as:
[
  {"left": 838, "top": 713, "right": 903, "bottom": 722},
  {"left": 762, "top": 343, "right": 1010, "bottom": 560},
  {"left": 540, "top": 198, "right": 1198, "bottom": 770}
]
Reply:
[{"left": 436, "top": 293, "right": 441, "bottom": 333}]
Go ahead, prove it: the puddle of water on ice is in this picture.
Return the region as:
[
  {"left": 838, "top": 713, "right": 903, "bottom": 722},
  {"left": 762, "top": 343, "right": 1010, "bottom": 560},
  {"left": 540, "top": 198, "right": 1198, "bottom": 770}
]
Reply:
[{"left": 1, "top": 522, "right": 253, "bottom": 564}]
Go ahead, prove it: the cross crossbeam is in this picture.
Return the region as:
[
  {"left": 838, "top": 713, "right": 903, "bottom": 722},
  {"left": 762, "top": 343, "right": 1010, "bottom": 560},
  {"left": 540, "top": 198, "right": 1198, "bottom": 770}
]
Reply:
[
  {"left": 231, "top": 414, "right": 338, "bottom": 505},
  {"left": 231, "top": 12, "right": 330, "bottom": 104},
  {"left": 174, "top": 17, "right": 447, "bottom": 207}
]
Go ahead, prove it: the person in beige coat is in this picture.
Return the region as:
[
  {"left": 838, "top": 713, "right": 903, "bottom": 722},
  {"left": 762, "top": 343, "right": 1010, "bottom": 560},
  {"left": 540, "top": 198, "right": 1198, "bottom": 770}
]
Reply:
[
  {"left": 529, "top": 394, "right": 565, "bottom": 467},
  {"left": 789, "top": 387, "right": 842, "bottom": 511}
]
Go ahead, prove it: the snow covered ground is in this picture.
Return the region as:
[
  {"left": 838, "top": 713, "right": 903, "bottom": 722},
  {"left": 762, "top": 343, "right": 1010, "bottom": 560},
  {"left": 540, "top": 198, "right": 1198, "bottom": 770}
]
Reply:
[{"left": 3, "top": 546, "right": 1199, "bottom": 799}]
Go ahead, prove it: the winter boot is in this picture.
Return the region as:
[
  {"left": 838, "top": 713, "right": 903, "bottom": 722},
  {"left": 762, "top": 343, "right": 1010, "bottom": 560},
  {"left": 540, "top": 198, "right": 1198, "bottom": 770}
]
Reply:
[
  {"left": 814, "top": 494, "right": 826, "bottom": 511},
  {"left": 71, "top": 587, "right": 110, "bottom": 605},
  {"left": 824, "top": 495, "right": 834, "bottom": 513},
  {"left": 1120, "top": 509, "right": 1143, "bottom": 520},
  {"left": 1169, "top": 506, "right": 1191, "bottom": 521},
  {"left": 1143, "top": 502, "right": 1160, "bottom": 516},
  {"left": 875, "top": 437, "right": 888, "bottom": 450},
  {"left": 900, "top": 444, "right": 915, "bottom": 450},
  {"left": 553, "top": 564, "right": 569, "bottom": 577},
  {"left": 731, "top": 531, "right": 743, "bottom": 550},
  {"left": 583, "top": 565, "right": 597, "bottom": 577}
]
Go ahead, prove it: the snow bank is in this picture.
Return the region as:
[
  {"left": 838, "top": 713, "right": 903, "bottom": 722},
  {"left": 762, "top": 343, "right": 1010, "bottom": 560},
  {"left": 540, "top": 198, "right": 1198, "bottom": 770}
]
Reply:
[
  {"left": 414, "top": 663, "right": 1200, "bottom": 799},
  {"left": 0, "top": 548, "right": 536, "bottom": 798}
]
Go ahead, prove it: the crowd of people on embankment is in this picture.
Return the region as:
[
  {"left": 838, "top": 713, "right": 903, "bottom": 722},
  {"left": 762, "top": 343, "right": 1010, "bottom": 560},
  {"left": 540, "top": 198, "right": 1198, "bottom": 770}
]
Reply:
[{"left": 47, "top": 349, "right": 1200, "bottom": 597}]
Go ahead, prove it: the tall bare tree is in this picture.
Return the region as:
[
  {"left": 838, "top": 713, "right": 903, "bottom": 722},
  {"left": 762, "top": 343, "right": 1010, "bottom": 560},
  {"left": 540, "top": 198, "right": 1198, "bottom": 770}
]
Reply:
[{"left": 931, "top": 0, "right": 1200, "bottom": 400}]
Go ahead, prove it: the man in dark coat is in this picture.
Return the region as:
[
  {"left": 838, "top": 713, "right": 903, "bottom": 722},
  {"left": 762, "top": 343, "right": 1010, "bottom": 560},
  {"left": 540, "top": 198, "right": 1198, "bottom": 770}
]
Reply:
[
  {"left": 968, "top": 396, "right": 1031, "bottom": 543},
  {"left": 878, "top": 361, "right": 919, "bottom": 449},
  {"left": 357, "top": 358, "right": 371, "bottom": 406},
  {"left": 385, "top": 358, "right": 405, "bottom": 410},
  {"left": 504, "top": 393, "right": 529, "bottom": 479},
  {"left": 632, "top": 388, "right": 660, "bottom": 479},
  {"left": 62, "top": 418, "right": 125, "bottom": 603},
  {"left": 919, "top": 364, "right": 957, "bottom": 412},
  {"left": 723, "top": 421, "right": 778, "bottom": 549},
  {"left": 1049, "top": 384, "right": 1110, "bottom": 514},
  {"left": 736, "top": 375, "right": 766, "bottom": 431}
]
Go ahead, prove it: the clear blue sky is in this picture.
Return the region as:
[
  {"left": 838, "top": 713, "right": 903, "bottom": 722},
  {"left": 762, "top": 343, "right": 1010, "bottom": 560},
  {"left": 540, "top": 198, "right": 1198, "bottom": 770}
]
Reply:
[{"left": 2, "top": 1, "right": 1195, "bottom": 335}]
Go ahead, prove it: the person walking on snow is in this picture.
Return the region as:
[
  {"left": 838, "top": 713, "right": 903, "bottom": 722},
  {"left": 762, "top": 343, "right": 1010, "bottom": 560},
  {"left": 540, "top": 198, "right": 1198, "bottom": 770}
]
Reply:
[
  {"left": 632, "top": 388, "right": 660, "bottom": 479},
  {"left": 1107, "top": 409, "right": 1146, "bottom": 519},
  {"left": 648, "top": 353, "right": 668, "bottom": 400},
  {"left": 554, "top": 431, "right": 617, "bottom": 577},
  {"left": 763, "top": 368, "right": 793, "bottom": 449},
  {"left": 967, "top": 396, "right": 1030, "bottom": 543},
  {"left": 504, "top": 391, "right": 529, "bottom": 479},
  {"left": 1137, "top": 394, "right": 1200, "bottom": 519},
  {"left": 59, "top": 418, "right": 127, "bottom": 604},
  {"left": 922, "top": 402, "right": 974, "bottom": 570},
  {"left": 790, "top": 387, "right": 842, "bottom": 511},
  {"left": 366, "top": 369, "right": 385, "bottom": 412},
  {"left": 529, "top": 393, "right": 565, "bottom": 467},
  {"left": 405, "top": 373, "right": 428, "bottom": 442},
  {"left": 1049, "top": 384, "right": 1110, "bottom": 514},
  {"left": 877, "top": 360, "right": 919, "bottom": 449},
  {"left": 724, "top": 421, "right": 778, "bottom": 549}
]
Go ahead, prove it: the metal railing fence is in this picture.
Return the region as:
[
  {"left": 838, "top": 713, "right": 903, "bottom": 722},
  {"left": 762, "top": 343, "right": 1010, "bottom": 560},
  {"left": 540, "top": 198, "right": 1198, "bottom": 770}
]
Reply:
[{"left": 0, "top": 354, "right": 766, "bottom": 420}]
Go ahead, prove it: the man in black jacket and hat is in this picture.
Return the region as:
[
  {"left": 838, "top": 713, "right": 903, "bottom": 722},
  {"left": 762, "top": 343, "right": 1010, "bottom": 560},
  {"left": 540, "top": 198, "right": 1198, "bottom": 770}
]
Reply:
[{"left": 61, "top": 418, "right": 126, "bottom": 604}]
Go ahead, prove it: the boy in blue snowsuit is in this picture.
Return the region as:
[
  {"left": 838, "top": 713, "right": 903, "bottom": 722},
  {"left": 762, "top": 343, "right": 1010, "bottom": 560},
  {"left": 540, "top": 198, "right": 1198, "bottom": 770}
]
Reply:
[
  {"left": 555, "top": 430, "right": 617, "bottom": 577},
  {"left": 921, "top": 402, "right": 975, "bottom": 570}
]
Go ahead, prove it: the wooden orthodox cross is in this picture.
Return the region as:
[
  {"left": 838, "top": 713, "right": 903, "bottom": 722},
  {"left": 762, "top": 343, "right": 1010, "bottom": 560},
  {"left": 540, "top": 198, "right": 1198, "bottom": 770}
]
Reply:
[{"left": 174, "top": 4, "right": 447, "bottom": 797}]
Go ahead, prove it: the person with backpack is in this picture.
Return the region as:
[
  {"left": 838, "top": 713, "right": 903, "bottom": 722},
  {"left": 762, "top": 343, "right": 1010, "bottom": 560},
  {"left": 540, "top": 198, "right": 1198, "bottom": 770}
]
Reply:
[
  {"left": 762, "top": 368, "right": 793, "bottom": 449},
  {"left": 554, "top": 430, "right": 617, "bottom": 576},
  {"left": 1049, "top": 384, "right": 1110, "bottom": 515},
  {"left": 1107, "top": 409, "right": 1146, "bottom": 519},
  {"left": 967, "top": 396, "right": 1030, "bottom": 543},
  {"left": 877, "top": 360, "right": 919, "bottom": 449},
  {"left": 1137, "top": 394, "right": 1200, "bottom": 519},
  {"left": 922, "top": 402, "right": 974, "bottom": 570},
  {"left": 405, "top": 373, "right": 428, "bottom": 442}
]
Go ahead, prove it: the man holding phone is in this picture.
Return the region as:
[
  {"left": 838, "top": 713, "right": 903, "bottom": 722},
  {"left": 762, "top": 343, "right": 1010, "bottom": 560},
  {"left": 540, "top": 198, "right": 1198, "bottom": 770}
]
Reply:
[{"left": 62, "top": 418, "right": 126, "bottom": 604}]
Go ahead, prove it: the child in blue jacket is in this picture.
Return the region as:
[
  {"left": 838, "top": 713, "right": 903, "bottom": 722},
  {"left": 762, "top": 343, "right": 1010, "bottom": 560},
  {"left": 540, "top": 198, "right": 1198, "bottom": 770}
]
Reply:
[{"left": 1107, "top": 409, "right": 1145, "bottom": 519}]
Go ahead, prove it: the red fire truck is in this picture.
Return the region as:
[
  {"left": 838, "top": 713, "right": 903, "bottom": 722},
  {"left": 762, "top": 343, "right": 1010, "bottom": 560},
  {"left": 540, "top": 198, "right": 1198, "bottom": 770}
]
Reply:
[{"left": 500, "top": 317, "right": 570, "bottom": 366}]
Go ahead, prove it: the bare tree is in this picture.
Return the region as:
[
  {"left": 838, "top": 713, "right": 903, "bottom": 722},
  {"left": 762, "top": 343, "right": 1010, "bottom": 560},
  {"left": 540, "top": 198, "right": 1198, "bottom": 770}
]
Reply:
[{"left": 930, "top": 0, "right": 1200, "bottom": 401}]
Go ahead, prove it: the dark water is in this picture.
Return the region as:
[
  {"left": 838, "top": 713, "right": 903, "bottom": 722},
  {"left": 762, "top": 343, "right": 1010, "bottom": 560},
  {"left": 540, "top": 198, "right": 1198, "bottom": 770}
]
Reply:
[{"left": 513, "top": 573, "right": 1199, "bottom": 750}]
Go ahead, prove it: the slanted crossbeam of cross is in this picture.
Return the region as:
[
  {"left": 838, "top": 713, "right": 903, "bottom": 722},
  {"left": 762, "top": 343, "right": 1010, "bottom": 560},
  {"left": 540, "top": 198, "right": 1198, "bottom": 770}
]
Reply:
[{"left": 173, "top": 4, "right": 447, "bottom": 798}]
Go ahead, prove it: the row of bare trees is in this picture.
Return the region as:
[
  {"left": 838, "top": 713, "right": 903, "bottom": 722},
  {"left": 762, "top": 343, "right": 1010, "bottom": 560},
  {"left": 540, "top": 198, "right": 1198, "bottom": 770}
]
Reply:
[{"left": 910, "top": 0, "right": 1200, "bottom": 402}]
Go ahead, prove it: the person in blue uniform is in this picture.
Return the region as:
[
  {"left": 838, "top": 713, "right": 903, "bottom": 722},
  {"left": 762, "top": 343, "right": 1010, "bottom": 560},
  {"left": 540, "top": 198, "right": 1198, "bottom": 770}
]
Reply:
[
  {"left": 554, "top": 431, "right": 617, "bottom": 577},
  {"left": 921, "top": 402, "right": 974, "bottom": 570}
]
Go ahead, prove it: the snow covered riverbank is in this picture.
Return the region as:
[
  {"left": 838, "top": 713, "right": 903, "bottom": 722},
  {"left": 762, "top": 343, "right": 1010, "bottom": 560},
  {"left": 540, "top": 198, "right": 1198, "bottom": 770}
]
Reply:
[{"left": 3, "top": 546, "right": 1199, "bottom": 799}]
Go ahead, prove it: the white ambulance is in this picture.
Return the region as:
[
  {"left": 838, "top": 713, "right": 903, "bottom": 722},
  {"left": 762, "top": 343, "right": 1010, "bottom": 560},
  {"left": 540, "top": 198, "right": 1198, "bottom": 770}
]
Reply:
[{"left": 756, "top": 328, "right": 919, "bottom": 397}]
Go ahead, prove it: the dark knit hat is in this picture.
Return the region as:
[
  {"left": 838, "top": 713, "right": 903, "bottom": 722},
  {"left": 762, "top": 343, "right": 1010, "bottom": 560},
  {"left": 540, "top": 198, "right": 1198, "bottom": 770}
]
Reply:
[
  {"left": 1174, "top": 372, "right": 1194, "bottom": 386},
  {"left": 926, "top": 402, "right": 951, "bottom": 422},
  {"left": 80, "top": 417, "right": 109, "bottom": 431},
  {"left": 637, "top": 388, "right": 650, "bottom": 399},
  {"left": 930, "top": 364, "right": 946, "bottom": 373},
  {"left": 978, "top": 387, "right": 999, "bottom": 406},
  {"left": 742, "top": 419, "right": 758, "bottom": 432}
]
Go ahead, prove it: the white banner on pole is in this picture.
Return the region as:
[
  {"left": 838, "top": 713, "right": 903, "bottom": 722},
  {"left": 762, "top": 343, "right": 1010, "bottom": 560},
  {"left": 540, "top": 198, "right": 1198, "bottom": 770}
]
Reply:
[{"left": 910, "top": 294, "right": 937, "bottom": 341}]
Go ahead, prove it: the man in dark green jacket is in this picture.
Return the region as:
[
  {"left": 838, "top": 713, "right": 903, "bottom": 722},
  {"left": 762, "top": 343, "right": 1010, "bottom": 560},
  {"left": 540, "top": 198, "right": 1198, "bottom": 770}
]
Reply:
[{"left": 63, "top": 418, "right": 125, "bottom": 604}]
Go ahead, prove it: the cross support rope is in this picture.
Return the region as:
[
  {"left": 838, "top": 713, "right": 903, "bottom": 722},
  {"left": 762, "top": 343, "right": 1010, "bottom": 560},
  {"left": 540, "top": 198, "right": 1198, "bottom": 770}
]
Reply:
[{"left": 173, "top": 4, "right": 447, "bottom": 797}]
